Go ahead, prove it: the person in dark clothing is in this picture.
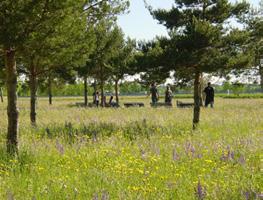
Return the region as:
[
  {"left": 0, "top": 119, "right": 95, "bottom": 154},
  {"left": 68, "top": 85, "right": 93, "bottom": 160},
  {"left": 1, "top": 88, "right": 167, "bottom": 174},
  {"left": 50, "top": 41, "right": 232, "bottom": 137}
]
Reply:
[
  {"left": 150, "top": 83, "right": 159, "bottom": 105},
  {"left": 203, "top": 82, "right": 214, "bottom": 108},
  {"left": 93, "top": 91, "right": 99, "bottom": 107},
  {"left": 165, "top": 85, "right": 173, "bottom": 104}
]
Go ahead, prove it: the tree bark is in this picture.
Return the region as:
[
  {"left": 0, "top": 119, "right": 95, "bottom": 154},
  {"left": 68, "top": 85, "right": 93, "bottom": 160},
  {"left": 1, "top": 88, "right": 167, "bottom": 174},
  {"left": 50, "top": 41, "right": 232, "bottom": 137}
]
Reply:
[
  {"left": 29, "top": 64, "right": 37, "bottom": 126},
  {"left": 193, "top": 70, "right": 201, "bottom": 130},
  {"left": 0, "top": 87, "right": 3, "bottom": 103},
  {"left": 115, "top": 79, "right": 119, "bottom": 105},
  {"left": 93, "top": 80, "right": 97, "bottom": 92},
  {"left": 48, "top": 74, "right": 52, "bottom": 105},
  {"left": 260, "top": 65, "right": 263, "bottom": 93},
  {"left": 5, "top": 49, "right": 19, "bottom": 155},
  {"left": 199, "top": 73, "right": 204, "bottom": 106},
  {"left": 84, "top": 76, "right": 88, "bottom": 106}
]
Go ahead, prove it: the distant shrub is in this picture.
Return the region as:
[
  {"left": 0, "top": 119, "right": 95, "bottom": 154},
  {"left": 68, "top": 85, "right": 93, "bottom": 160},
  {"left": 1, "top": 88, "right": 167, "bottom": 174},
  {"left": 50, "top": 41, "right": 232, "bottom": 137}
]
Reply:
[{"left": 219, "top": 93, "right": 263, "bottom": 99}]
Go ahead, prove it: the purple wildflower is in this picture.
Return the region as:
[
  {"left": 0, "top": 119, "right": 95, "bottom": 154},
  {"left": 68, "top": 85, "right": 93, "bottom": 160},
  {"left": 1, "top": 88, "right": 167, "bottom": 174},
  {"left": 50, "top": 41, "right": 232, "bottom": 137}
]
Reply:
[{"left": 195, "top": 180, "right": 206, "bottom": 200}]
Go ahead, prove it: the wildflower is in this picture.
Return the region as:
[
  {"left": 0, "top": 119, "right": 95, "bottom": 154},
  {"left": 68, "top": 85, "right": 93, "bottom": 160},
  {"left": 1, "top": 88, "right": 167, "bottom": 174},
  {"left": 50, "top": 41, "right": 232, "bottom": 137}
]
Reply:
[
  {"left": 38, "top": 167, "right": 44, "bottom": 171},
  {"left": 132, "top": 186, "right": 139, "bottom": 191},
  {"left": 195, "top": 180, "right": 206, "bottom": 200}
]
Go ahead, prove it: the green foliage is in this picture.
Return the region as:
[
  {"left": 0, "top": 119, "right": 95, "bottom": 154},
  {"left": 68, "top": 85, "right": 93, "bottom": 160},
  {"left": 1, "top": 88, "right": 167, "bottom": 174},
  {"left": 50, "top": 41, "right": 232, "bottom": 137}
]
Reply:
[
  {"left": 119, "top": 82, "right": 145, "bottom": 94},
  {"left": 147, "top": 0, "right": 252, "bottom": 80},
  {"left": 222, "top": 81, "right": 245, "bottom": 96},
  {"left": 110, "top": 37, "right": 136, "bottom": 81},
  {"left": 0, "top": 0, "right": 130, "bottom": 96},
  {"left": 222, "top": 81, "right": 232, "bottom": 91},
  {"left": 231, "top": 82, "right": 245, "bottom": 96},
  {"left": 17, "top": 0, "right": 93, "bottom": 84},
  {"left": 77, "top": 0, "right": 130, "bottom": 80},
  {"left": 136, "top": 40, "right": 171, "bottom": 85},
  {"left": 87, "top": 24, "right": 125, "bottom": 86},
  {"left": 220, "top": 93, "right": 263, "bottom": 99},
  {"left": 0, "top": 0, "right": 78, "bottom": 49}
]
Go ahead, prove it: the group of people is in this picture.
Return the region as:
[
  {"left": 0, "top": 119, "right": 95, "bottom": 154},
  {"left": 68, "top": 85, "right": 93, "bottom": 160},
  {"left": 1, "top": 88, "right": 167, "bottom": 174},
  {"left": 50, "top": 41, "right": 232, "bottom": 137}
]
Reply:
[
  {"left": 92, "top": 91, "right": 118, "bottom": 107},
  {"left": 150, "top": 82, "right": 214, "bottom": 107},
  {"left": 91, "top": 82, "right": 215, "bottom": 108},
  {"left": 150, "top": 83, "right": 173, "bottom": 105}
]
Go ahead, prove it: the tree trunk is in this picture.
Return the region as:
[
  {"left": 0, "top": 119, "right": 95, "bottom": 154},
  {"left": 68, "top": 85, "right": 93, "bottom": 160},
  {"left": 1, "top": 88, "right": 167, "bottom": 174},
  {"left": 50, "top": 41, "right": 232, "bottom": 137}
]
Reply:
[
  {"left": 260, "top": 65, "right": 263, "bottom": 93},
  {"left": 193, "top": 70, "right": 201, "bottom": 130},
  {"left": 48, "top": 74, "right": 52, "bottom": 105},
  {"left": 100, "top": 81, "right": 105, "bottom": 107},
  {"left": 84, "top": 76, "right": 88, "bottom": 106},
  {"left": 115, "top": 79, "right": 119, "bottom": 105},
  {"left": 29, "top": 64, "right": 37, "bottom": 126},
  {"left": 93, "top": 81, "right": 97, "bottom": 92},
  {"left": 0, "top": 87, "right": 3, "bottom": 103},
  {"left": 5, "top": 49, "right": 19, "bottom": 155},
  {"left": 199, "top": 73, "right": 204, "bottom": 106}
]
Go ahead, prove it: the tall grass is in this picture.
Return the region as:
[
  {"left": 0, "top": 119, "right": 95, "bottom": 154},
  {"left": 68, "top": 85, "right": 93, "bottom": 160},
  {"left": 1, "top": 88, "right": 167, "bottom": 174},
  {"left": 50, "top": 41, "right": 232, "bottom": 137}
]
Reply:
[{"left": 0, "top": 97, "right": 262, "bottom": 199}]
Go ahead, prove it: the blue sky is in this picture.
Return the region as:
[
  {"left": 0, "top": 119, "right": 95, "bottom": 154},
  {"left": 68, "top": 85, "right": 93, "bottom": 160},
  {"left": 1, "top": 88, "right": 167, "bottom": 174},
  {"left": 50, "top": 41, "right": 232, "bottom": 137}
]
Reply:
[{"left": 117, "top": 0, "right": 261, "bottom": 41}]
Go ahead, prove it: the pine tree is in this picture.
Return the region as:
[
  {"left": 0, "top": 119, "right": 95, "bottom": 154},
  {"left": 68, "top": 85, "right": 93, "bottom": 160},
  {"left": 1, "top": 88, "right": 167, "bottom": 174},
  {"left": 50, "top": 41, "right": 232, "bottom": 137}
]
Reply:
[
  {"left": 77, "top": 0, "right": 129, "bottom": 106},
  {"left": 148, "top": 0, "right": 250, "bottom": 129},
  {"left": 247, "top": 1, "right": 263, "bottom": 91},
  {"left": 0, "top": 58, "right": 4, "bottom": 102},
  {"left": 0, "top": 0, "right": 89, "bottom": 154},
  {"left": 136, "top": 39, "right": 171, "bottom": 86},
  {"left": 87, "top": 24, "right": 125, "bottom": 107},
  {"left": 110, "top": 37, "right": 136, "bottom": 104}
]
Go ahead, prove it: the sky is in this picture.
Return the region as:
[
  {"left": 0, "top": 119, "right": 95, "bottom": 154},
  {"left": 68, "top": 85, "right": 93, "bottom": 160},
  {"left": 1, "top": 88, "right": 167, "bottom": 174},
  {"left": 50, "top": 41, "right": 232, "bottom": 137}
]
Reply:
[{"left": 117, "top": 0, "right": 261, "bottom": 41}]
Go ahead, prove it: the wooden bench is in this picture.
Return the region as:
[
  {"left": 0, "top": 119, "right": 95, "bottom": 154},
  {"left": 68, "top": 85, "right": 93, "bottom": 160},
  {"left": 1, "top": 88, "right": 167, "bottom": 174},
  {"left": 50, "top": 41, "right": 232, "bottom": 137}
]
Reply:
[
  {"left": 176, "top": 100, "right": 194, "bottom": 108},
  {"left": 150, "top": 102, "right": 173, "bottom": 107},
  {"left": 105, "top": 103, "right": 120, "bottom": 108},
  {"left": 124, "top": 102, "right": 145, "bottom": 108}
]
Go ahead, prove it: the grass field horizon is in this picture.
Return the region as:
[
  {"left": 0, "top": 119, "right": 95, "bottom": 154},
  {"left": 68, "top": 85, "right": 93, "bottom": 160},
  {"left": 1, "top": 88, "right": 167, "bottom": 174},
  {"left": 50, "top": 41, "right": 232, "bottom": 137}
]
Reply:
[{"left": 0, "top": 97, "right": 262, "bottom": 199}]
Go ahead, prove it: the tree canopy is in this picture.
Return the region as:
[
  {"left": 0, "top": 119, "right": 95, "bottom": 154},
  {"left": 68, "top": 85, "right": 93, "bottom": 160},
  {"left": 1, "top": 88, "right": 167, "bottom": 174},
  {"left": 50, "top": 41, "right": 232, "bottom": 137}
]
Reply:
[{"left": 145, "top": 0, "right": 251, "bottom": 128}]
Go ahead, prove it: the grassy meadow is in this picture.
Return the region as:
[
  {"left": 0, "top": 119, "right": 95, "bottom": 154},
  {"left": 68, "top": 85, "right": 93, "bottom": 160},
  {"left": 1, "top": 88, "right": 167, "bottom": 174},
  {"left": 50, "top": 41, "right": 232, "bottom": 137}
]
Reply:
[{"left": 0, "top": 96, "right": 262, "bottom": 199}]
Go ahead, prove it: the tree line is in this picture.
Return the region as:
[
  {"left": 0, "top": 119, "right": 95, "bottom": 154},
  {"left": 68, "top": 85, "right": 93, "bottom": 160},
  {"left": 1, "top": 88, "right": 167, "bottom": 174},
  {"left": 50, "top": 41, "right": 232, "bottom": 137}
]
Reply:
[{"left": 0, "top": 0, "right": 262, "bottom": 155}]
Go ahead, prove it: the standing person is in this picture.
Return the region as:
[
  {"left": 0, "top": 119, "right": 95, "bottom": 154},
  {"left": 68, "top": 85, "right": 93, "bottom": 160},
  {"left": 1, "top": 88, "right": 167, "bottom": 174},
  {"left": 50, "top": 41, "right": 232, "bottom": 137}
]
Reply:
[
  {"left": 94, "top": 91, "right": 99, "bottom": 107},
  {"left": 165, "top": 85, "right": 173, "bottom": 104},
  {"left": 150, "top": 83, "right": 159, "bottom": 105},
  {"left": 203, "top": 82, "right": 214, "bottom": 108}
]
